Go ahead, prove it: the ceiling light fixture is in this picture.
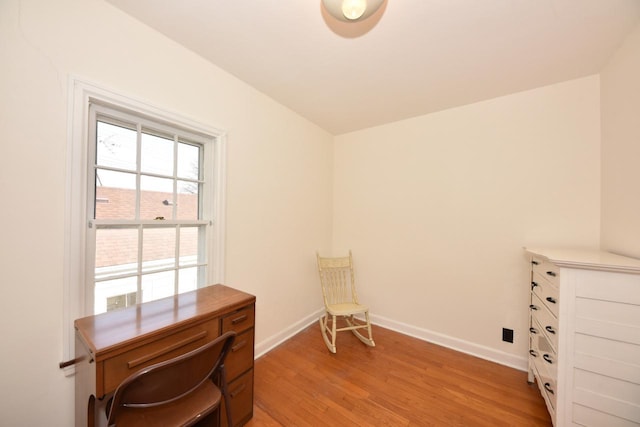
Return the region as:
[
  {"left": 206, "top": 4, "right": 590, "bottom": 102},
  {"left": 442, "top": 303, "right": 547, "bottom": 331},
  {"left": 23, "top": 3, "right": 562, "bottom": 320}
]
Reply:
[{"left": 322, "top": 0, "right": 385, "bottom": 22}]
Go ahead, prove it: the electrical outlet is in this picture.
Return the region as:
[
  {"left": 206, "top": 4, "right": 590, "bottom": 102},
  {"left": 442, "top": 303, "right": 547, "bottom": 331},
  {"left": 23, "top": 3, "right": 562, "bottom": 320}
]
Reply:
[{"left": 502, "top": 328, "right": 514, "bottom": 343}]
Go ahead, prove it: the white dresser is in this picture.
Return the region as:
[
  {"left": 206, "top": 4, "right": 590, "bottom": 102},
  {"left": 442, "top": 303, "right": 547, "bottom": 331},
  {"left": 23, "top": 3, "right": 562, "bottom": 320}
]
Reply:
[{"left": 525, "top": 248, "right": 640, "bottom": 427}]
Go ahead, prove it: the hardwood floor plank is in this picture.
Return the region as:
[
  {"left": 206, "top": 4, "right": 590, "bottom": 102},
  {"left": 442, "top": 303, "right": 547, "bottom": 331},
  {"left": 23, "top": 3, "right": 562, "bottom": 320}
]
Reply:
[{"left": 246, "top": 324, "right": 551, "bottom": 426}]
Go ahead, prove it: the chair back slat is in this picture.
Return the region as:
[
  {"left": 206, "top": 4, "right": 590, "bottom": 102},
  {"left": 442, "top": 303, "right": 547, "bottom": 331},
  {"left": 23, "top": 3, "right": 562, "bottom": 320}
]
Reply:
[{"left": 317, "top": 251, "right": 359, "bottom": 306}]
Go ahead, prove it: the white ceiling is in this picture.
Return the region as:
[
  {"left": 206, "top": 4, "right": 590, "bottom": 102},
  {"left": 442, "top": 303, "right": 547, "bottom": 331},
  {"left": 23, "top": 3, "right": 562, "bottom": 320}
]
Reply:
[{"left": 105, "top": 0, "right": 640, "bottom": 135}]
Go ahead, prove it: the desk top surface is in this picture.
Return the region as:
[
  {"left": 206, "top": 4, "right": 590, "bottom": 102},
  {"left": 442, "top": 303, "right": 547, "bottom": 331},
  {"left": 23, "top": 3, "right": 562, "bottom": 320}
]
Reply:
[{"left": 75, "top": 284, "right": 255, "bottom": 356}]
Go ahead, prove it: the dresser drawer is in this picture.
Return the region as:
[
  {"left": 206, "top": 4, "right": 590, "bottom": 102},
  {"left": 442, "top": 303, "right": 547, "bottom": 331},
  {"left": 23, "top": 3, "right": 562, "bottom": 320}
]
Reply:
[
  {"left": 101, "top": 318, "right": 220, "bottom": 396},
  {"left": 530, "top": 294, "right": 558, "bottom": 351},
  {"left": 222, "top": 306, "right": 255, "bottom": 334},
  {"left": 531, "top": 318, "right": 558, "bottom": 379},
  {"left": 225, "top": 329, "right": 254, "bottom": 381},
  {"left": 532, "top": 257, "right": 560, "bottom": 288},
  {"left": 532, "top": 272, "right": 559, "bottom": 317},
  {"left": 530, "top": 329, "right": 557, "bottom": 412},
  {"left": 534, "top": 358, "right": 557, "bottom": 412},
  {"left": 531, "top": 363, "right": 556, "bottom": 422},
  {"left": 222, "top": 369, "right": 254, "bottom": 427}
]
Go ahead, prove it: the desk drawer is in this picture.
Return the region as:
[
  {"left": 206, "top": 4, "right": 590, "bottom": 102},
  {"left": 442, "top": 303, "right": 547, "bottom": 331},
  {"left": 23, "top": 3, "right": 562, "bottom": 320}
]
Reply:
[
  {"left": 101, "top": 318, "right": 219, "bottom": 396},
  {"left": 222, "top": 306, "right": 255, "bottom": 334},
  {"left": 225, "top": 329, "right": 254, "bottom": 381},
  {"left": 222, "top": 369, "right": 254, "bottom": 427}
]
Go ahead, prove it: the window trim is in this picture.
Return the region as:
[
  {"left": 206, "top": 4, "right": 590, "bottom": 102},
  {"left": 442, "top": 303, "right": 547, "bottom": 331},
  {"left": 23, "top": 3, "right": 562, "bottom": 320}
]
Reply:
[{"left": 62, "top": 77, "right": 226, "bottom": 373}]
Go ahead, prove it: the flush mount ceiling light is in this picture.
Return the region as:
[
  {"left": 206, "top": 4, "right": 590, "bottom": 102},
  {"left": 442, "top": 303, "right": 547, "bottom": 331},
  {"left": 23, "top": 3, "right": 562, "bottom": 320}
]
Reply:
[{"left": 322, "top": 0, "right": 385, "bottom": 22}]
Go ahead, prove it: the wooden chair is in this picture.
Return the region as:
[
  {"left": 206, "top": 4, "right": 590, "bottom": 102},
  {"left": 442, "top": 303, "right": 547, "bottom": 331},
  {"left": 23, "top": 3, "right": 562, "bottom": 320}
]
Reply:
[
  {"left": 106, "top": 331, "right": 236, "bottom": 427},
  {"left": 316, "top": 250, "right": 375, "bottom": 353}
]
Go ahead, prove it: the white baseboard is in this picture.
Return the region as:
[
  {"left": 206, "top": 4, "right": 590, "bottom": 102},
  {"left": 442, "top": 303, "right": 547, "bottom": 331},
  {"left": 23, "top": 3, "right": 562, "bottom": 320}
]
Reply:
[
  {"left": 254, "top": 308, "right": 324, "bottom": 359},
  {"left": 254, "top": 310, "right": 527, "bottom": 372},
  {"left": 370, "top": 313, "right": 528, "bottom": 371}
]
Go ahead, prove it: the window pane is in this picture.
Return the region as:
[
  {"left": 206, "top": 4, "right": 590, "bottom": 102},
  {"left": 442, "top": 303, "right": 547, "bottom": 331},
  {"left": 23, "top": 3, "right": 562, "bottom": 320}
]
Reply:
[
  {"left": 142, "top": 228, "right": 176, "bottom": 273},
  {"left": 141, "top": 132, "right": 173, "bottom": 176},
  {"left": 177, "top": 142, "right": 200, "bottom": 180},
  {"left": 95, "top": 170, "right": 136, "bottom": 219},
  {"left": 94, "top": 276, "right": 138, "bottom": 314},
  {"left": 176, "top": 180, "right": 199, "bottom": 220},
  {"left": 142, "top": 271, "right": 175, "bottom": 303},
  {"left": 106, "top": 291, "right": 137, "bottom": 312},
  {"left": 96, "top": 121, "right": 137, "bottom": 171},
  {"left": 178, "top": 267, "right": 201, "bottom": 293},
  {"left": 140, "top": 176, "right": 174, "bottom": 220},
  {"left": 179, "top": 227, "right": 199, "bottom": 266},
  {"left": 95, "top": 228, "right": 138, "bottom": 279}
]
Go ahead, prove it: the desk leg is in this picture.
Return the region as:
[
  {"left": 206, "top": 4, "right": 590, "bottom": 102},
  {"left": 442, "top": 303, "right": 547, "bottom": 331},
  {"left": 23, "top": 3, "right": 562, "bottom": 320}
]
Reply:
[{"left": 75, "top": 334, "right": 96, "bottom": 427}]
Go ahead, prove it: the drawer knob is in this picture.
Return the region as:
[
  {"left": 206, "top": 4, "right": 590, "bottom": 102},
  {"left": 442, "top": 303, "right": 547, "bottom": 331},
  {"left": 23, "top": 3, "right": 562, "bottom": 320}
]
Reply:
[
  {"left": 529, "top": 349, "right": 538, "bottom": 357},
  {"left": 529, "top": 304, "right": 539, "bottom": 311},
  {"left": 545, "top": 326, "right": 556, "bottom": 335},
  {"left": 127, "top": 331, "right": 208, "bottom": 369},
  {"left": 543, "top": 383, "right": 555, "bottom": 395},
  {"left": 529, "top": 327, "right": 538, "bottom": 334},
  {"left": 531, "top": 281, "right": 538, "bottom": 290},
  {"left": 532, "top": 260, "right": 539, "bottom": 265},
  {"left": 543, "top": 354, "right": 554, "bottom": 364},
  {"left": 545, "top": 296, "right": 557, "bottom": 304},
  {"left": 546, "top": 271, "right": 557, "bottom": 277}
]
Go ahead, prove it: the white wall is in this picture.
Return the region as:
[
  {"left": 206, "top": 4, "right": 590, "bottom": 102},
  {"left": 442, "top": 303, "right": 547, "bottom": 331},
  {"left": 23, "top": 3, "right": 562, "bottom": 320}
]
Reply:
[
  {"left": 333, "top": 76, "right": 601, "bottom": 366},
  {"left": 0, "top": 0, "right": 332, "bottom": 425},
  {"left": 601, "top": 22, "right": 640, "bottom": 259}
]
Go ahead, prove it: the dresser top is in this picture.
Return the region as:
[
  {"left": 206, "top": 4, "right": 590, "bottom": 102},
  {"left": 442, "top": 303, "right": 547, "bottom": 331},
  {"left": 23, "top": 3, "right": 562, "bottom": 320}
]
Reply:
[{"left": 525, "top": 247, "right": 640, "bottom": 274}]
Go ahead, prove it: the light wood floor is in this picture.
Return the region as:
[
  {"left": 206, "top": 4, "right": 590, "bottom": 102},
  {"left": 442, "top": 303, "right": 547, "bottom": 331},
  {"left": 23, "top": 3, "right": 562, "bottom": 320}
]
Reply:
[{"left": 245, "top": 323, "right": 552, "bottom": 426}]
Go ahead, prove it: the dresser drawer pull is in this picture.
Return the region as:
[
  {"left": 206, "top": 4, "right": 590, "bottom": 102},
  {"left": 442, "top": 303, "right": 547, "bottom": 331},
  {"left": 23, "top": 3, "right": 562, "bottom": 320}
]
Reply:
[
  {"left": 546, "top": 271, "right": 557, "bottom": 277},
  {"left": 529, "top": 327, "right": 538, "bottom": 334},
  {"left": 529, "top": 350, "right": 538, "bottom": 357},
  {"left": 545, "top": 297, "right": 557, "bottom": 304},
  {"left": 232, "top": 340, "right": 247, "bottom": 352},
  {"left": 532, "top": 260, "right": 539, "bottom": 265},
  {"left": 230, "top": 382, "right": 247, "bottom": 398},
  {"left": 231, "top": 314, "right": 248, "bottom": 325},
  {"left": 127, "top": 331, "right": 208, "bottom": 369},
  {"left": 543, "top": 354, "right": 554, "bottom": 364},
  {"left": 544, "top": 326, "right": 556, "bottom": 335},
  {"left": 543, "top": 383, "right": 555, "bottom": 395},
  {"left": 531, "top": 281, "right": 538, "bottom": 290},
  {"left": 529, "top": 304, "right": 539, "bottom": 311}
]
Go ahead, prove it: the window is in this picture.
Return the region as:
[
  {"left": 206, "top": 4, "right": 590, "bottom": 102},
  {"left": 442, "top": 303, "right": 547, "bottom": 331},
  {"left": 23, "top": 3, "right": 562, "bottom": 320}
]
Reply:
[
  {"left": 63, "top": 78, "right": 226, "bottom": 369},
  {"left": 88, "top": 104, "right": 212, "bottom": 314}
]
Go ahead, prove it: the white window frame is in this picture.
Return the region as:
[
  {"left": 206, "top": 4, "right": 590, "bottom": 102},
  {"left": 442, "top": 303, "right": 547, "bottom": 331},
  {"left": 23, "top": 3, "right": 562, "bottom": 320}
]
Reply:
[{"left": 62, "top": 77, "right": 226, "bottom": 373}]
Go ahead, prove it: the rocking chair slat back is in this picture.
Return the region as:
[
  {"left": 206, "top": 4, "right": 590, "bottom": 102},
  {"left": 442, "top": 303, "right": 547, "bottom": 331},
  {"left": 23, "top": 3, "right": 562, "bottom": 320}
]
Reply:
[{"left": 317, "top": 252, "right": 358, "bottom": 306}]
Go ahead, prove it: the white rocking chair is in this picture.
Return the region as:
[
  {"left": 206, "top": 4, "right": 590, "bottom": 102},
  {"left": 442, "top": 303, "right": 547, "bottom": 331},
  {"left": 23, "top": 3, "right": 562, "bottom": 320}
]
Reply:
[{"left": 316, "top": 251, "right": 375, "bottom": 353}]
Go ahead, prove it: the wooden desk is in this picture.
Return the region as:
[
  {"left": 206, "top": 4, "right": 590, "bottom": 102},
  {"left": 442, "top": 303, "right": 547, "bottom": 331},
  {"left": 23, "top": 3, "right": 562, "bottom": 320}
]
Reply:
[{"left": 74, "top": 284, "right": 255, "bottom": 427}]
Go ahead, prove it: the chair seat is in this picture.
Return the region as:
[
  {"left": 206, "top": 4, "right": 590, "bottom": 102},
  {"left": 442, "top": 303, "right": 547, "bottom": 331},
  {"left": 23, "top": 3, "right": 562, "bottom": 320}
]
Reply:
[
  {"left": 327, "top": 303, "right": 369, "bottom": 316},
  {"left": 115, "top": 375, "right": 222, "bottom": 427}
]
